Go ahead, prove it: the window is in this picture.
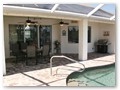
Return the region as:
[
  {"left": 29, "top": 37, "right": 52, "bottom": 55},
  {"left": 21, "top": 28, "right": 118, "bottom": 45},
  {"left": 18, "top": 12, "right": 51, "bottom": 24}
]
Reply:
[
  {"left": 88, "top": 26, "right": 91, "bottom": 43},
  {"left": 39, "top": 25, "right": 52, "bottom": 47},
  {"left": 68, "top": 26, "right": 91, "bottom": 43},
  {"left": 68, "top": 26, "right": 79, "bottom": 43}
]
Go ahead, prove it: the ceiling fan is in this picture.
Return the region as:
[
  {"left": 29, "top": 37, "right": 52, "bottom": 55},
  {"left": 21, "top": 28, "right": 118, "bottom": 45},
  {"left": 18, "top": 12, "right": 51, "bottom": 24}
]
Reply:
[
  {"left": 25, "top": 17, "right": 38, "bottom": 25},
  {"left": 18, "top": 17, "right": 38, "bottom": 25},
  {"left": 54, "top": 19, "right": 69, "bottom": 26}
]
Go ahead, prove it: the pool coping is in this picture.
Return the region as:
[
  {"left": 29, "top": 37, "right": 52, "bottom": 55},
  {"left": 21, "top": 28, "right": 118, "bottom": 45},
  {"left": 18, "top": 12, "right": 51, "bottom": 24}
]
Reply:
[
  {"left": 66, "top": 62, "right": 115, "bottom": 86},
  {"left": 84, "top": 62, "right": 115, "bottom": 70}
]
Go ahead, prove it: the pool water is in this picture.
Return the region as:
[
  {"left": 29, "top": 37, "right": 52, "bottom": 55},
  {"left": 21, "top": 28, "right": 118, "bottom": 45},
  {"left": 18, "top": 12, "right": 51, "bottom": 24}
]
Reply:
[{"left": 66, "top": 63, "right": 115, "bottom": 86}]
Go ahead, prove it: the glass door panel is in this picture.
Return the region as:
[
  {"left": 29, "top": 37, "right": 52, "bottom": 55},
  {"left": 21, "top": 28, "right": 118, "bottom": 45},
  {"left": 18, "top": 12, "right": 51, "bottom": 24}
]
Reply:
[
  {"left": 9, "top": 24, "right": 24, "bottom": 50},
  {"left": 39, "top": 25, "right": 52, "bottom": 50},
  {"left": 25, "top": 25, "right": 38, "bottom": 45}
]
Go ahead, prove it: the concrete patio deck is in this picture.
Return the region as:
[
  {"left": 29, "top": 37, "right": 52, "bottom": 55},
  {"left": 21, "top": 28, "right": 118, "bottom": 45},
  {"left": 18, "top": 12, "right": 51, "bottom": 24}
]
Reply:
[{"left": 3, "top": 53, "right": 115, "bottom": 86}]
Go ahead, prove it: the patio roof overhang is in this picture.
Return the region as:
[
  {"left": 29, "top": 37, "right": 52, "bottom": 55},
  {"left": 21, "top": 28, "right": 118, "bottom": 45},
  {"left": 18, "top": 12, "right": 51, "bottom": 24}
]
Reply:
[{"left": 3, "top": 5, "right": 115, "bottom": 24}]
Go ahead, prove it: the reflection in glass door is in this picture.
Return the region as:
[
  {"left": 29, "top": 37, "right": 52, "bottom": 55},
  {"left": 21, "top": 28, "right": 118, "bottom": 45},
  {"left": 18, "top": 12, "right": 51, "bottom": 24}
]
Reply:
[
  {"left": 9, "top": 24, "right": 51, "bottom": 56},
  {"left": 9, "top": 24, "right": 24, "bottom": 50},
  {"left": 39, "top": 25, "right": 52, "bottom": 50},
  {"left": 9, "top": 24, "right": 38, "bottom": 53},
  {"left": 24, "top": 25, "right": 38, "bottom": 45}
]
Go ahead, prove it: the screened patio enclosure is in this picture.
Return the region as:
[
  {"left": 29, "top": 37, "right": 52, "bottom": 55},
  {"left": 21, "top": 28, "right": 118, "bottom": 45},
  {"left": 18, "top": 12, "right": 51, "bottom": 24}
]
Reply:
[{"left": 3, "top": 4, "right": 115, "bottom": 75}]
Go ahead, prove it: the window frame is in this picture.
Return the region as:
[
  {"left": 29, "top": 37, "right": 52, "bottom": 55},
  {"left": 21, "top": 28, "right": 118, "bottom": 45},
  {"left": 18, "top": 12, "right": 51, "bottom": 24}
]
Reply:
[
  {"left": 68, "top": 26, "right": 79, "bottom": 43},
  {"left": 68, "top": 26, "right": 92, "bottom": 44},
  {"left": 88, "top": 26, "right": 91, "bottom": 43}
]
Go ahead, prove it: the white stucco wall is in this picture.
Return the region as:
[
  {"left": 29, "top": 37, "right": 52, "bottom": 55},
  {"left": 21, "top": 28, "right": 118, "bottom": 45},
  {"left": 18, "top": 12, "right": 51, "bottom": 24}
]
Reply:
[
  {"left": 52, "top": 25, "right": 61, "bottom": 53},
  {"left": 98, "top": 23, "right": 115, "bottom": 53},
  {"left": 61, "top": 21, "right": 100, "bottom": 53},
  {"left": 61, "top": 20, "right": 78, "bottom": 53},
  {"left": 88, "top": 22, "right": 99, "bottom": 52},
  {"left": 60, "top": 21, "right": 115, "bottom": 54},
  {"left": 4, "top": 16, "right": 115, "bottom": 58},
  {"left": 4, "top": 16, "right": 60, "bottom": 58}
]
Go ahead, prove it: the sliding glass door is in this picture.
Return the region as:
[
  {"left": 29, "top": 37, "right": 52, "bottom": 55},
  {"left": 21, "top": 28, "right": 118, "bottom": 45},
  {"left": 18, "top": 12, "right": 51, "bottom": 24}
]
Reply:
[
  {"left": 39, "top": 25, "right": 52, "bottom": 49},
  {"left": 9, "top": 24, "right": 52, "bottom": 55},
  {"left": 24, "top": 25, "right": 38, "bottom": 45},
  {"left": 9, "top": 24, "right": 24, "bottom": 50}
]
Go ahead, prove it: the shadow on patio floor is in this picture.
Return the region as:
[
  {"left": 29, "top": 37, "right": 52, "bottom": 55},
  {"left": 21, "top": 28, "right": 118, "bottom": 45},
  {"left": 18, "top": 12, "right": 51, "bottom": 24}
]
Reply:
[{"left": 5, "top": 53, "right": 113, "bottom": 76}]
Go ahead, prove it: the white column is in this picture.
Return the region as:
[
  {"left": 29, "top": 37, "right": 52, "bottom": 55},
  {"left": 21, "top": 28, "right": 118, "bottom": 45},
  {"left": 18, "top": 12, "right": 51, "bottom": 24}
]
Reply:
[
  {"left": 3, "top": 52, "right": 6, "bottom": 75},
  {"left": 2, "top": 17, "right": 6, "bottom": 75},
  {"left": 78, "top": 19, "right": 88, "bottom": 60}
]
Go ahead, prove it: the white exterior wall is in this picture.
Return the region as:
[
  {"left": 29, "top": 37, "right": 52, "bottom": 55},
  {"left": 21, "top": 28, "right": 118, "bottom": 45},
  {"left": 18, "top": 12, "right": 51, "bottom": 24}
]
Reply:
[
  {"left": 61, "top": 21, "right": 99, "bottom": 53},
  {"left": 52, "top": 25, "right": 61, "bottom": 53},
  {"left": 4, "top": 16, "right": 60, "bottom": 58},
  {"left": 60, "top": 21, "right": 115, "bottom": 54},
  {"left": 61, "top": 20, "right": 78, "bottom": 53},
  {"left": 88, "top": 22, "right": 99, "bottom": 52},
  {"left": 4, "top": 16, "right": 115, "bottom": 58},
  {"left": 98, "top": 23, "right": 115, "bottom": 53}
]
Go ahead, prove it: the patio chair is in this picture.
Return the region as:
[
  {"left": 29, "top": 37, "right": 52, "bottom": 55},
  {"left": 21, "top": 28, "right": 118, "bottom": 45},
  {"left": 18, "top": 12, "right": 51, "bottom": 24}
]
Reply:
[
  {"left": 20, "top": 42, "right": 27, "bottom": 56},
  {"left": 20, "top": 42, "right": 27, "bottom": 50},
  {"left": 26, "top": 45, "right": 38, "bottom": 65},
  {"left": 41, "top": 44, "right": 51, "bottom": 63},
  {"left": 11, "top": 43, "right": 25, "bottom": 63}
]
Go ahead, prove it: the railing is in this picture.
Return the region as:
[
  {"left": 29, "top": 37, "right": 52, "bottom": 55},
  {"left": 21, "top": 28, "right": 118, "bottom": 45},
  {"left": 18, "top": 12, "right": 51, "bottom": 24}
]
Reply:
[{"left": 50, "top": 55, "right": 85, "bottom": 76}]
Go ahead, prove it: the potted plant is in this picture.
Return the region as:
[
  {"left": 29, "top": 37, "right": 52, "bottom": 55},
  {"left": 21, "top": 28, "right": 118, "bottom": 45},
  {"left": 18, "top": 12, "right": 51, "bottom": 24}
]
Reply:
[{"left": 54, "top": 40, "right": 60, "bottom": 54}]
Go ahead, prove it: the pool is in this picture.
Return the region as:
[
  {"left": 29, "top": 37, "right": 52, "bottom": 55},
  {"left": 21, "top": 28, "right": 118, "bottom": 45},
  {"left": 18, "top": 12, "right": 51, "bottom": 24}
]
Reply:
[{"left": 66, "top": 63, "right": 115, "bottom": 86}]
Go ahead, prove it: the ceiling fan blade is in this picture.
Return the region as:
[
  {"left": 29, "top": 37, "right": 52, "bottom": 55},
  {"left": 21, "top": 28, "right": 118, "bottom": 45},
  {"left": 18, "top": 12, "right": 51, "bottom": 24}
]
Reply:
[
  {"left": 53, "top": 23, "right": 59, "bottom": 25},
  {"left": 63, "top": 23, "right": 69, "bottom": 25},
  {"left": 31, "top": 21, "right": 38, "bottom": 23},
  {"left": 18, "top": 22, "right": 25, "bottom": 24},
  {"left": 59, "top": 19, "right": 69, "bottom": 25}
]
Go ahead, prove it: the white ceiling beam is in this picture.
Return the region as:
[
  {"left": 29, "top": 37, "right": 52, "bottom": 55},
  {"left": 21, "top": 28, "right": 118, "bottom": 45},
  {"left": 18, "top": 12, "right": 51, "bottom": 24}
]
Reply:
[
  {"left": 51, "top": 4, "right": 59, "bottom": 13},
  {"left": 110, "top": 15, "right": 115, "bottom": 20},
  {"left": 87, "top": 4, "right": 104, "bottom": 17},
  {"left": 34, "top": 4, "right": 39, "bottom": 7}
]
